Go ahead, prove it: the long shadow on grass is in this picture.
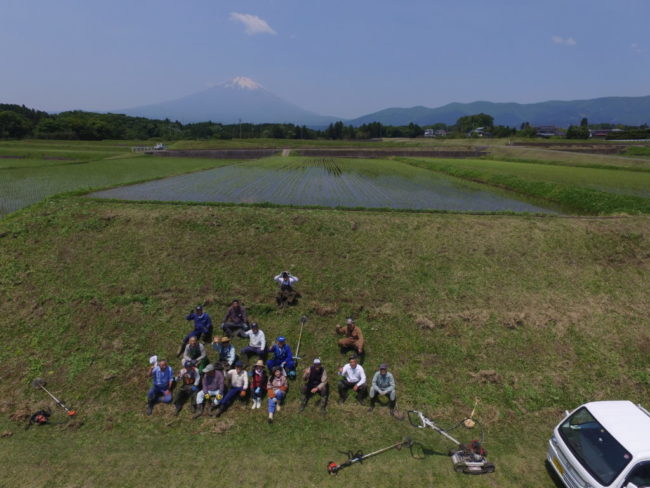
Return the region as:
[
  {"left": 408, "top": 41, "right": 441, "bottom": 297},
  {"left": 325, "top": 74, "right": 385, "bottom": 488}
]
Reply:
[{"left": 408, "top": 441, "right": 448, "bottom": 459}]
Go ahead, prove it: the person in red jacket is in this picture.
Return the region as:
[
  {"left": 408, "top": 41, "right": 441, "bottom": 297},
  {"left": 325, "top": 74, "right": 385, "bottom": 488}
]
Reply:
[{"left": 249, "top": 360, "right": 268, "bottom": 410}]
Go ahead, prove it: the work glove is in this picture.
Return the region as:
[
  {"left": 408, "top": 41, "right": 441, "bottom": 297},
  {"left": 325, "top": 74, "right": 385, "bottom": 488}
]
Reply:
[
  {"left": 254, "top": 387, "right": 261, "bottom": 395},
  {"left": 191, "top": 386, "right": 198, "bottom": 392}
]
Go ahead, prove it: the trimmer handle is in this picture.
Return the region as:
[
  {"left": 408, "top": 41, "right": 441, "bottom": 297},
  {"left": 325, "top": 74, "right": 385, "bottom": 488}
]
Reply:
[{"left": 408, "top": 410, "right": 426, "bottom": 428}]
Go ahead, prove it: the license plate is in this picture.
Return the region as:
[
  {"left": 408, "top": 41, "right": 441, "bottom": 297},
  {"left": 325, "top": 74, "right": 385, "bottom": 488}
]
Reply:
[{"left": 552, "top": 456, "right": 565, "bottom": 476}]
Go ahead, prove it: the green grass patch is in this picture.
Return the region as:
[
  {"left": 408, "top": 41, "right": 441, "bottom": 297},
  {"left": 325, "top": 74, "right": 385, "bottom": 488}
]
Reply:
[
  {"left": 398, "top": 157, "right": 650, "bottom": 214},
  {"left": 0, "top": 198, "right": 649, "bottom": 487}
]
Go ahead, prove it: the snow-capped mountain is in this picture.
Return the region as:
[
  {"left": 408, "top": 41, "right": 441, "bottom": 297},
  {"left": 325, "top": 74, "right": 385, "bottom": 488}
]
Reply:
[{"left": 119, "top": 76, "right": 337, "bottom": 127}]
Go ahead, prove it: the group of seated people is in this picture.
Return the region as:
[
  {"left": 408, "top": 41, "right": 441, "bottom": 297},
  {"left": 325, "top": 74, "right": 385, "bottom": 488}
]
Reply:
[{"left": 146, "top": 273, "right": 398, "bottom": 423}]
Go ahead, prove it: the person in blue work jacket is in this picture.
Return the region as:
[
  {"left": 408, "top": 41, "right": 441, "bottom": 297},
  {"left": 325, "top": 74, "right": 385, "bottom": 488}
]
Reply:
[
  {"left": 266, "top": 336, "right": 296, "bottom": 376},
  {"left": 177, "top": 305, "right": 213, "bottom": 357},
  {"left": 146, "top": 359, "right": 173, "bottom": 416}
]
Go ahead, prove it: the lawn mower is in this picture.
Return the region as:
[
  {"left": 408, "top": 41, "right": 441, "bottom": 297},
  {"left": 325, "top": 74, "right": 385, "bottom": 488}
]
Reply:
[
  {"left": 327, "top": 437, "right": 413, "bottom": 475},
  {"left": 408, "top": 409, "right": 495, "bottom": 474}
]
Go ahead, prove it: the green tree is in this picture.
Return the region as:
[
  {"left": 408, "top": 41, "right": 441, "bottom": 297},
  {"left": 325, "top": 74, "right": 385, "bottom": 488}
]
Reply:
[
  {"left": 0, "top": 111, "right": 32, "bottom": 138},
  {"left": 456, "top": 113, "right": 494, "bottom": 133}
]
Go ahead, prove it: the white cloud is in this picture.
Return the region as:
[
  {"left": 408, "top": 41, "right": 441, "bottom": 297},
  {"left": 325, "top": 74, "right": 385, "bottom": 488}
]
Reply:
[
  {"left": 230, "top": 12, "right": 277, "bottom": 35},
  {"left": 552, "top": 35, "right": 577, "bottom": 46},
  {"left": 631, "top": 43, "right": 644, "bottom": 54}
]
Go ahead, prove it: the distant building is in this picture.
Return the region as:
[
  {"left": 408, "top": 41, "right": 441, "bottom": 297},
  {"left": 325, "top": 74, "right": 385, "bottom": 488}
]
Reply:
[
  {"left": 535, "top": 126, "right": 565, "bottom": 138},
  {"left": 423, "top": 128, "right": 447, "bottom": 138},
  {"left": 589, "top": 128, "right": 623, "bottom": 139},
  {"left": 468, "top": 127, "right": 490, "bottom": 137}
]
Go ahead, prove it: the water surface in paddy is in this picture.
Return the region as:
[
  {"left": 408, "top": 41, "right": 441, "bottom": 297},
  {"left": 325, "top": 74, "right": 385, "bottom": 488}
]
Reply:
[{"left": 90, "top": 158, "right": 559, "bottom": 213}]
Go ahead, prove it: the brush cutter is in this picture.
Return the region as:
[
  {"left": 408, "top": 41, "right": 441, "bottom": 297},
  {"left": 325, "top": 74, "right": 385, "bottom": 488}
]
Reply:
[
  {"left": 294, "top": 315, "right": 308, "bottom": 361},
  {"left": 327, "top": 437, "right": 413, "bottom": 475},
  {"left": 31, "top": 378, "right": 77, "bottom": 417},
  {"left": 408, "top": 409, "right": 494, "bottom": 475}
]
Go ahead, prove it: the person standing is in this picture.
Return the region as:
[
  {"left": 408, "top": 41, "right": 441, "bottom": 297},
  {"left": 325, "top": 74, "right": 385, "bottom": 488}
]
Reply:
[
  {"left": 300, "top": 358, "right": 328, "bottom": 413},
  {"left": 266, "top": 367, "right": 288, "bottom": 424},
  {"left": 146, "top": 359, "right": 173, "bottom": 416},
  {"left": 177, "top": 305, "right": 213, "bottom": 357},
  {"left": 221, "top": 299, "right": 249, "bottom": 338},
  {"left": 249, "top": 360, "right": 268, "bottom": 409},
  {"left": 337, "top": 355, "right": 367, "bottom": 405},
  {"left": 240, "top": 322, "right": 266, "bottom": 362},
  {"left": 368, "top": 363, "right": 397, "bottom": 415},
  {"left": 215, "top": 361, "right": 249, "bottom": 417}
]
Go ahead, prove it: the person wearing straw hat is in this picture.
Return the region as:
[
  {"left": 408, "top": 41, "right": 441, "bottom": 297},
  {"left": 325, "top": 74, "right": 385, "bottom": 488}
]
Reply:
[
  {"left": 249, "top": 359, "right": 268, "bottom": 409},
  {"left": 212, "top": 336, "right": 236, "bottom": 370},
  {"left": 368, "top": 363, "right": 397, "bottom": 416},
  {"left": 300, "top": 358, "right": 329, "bottom": 413}
]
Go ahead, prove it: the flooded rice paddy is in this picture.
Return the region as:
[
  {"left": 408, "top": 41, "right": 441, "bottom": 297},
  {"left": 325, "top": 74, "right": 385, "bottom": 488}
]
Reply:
[{"left": 90, "top": 157, "right": 559, "bottom": 213}]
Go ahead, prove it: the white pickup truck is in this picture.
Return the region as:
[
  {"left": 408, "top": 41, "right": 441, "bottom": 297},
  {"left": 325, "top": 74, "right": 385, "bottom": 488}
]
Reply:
[{"left": 548, "top": 401, "right": 650, "bottom": 488}]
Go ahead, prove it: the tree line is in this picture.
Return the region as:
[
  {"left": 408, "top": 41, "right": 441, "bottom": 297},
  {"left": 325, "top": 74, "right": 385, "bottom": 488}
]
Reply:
[{"left": 0, "top": 104, "right": 648, "bottom": 141}]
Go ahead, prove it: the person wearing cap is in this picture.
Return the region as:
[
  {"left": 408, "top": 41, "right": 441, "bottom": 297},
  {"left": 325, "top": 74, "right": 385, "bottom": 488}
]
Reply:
[
  {"left": 266, "top": 366, "right": 288, "bottom": 424},
  {"left": 182, "top": 336, "right": 208, "bottom": 372},
  {"left": 241, "top": 322, "right": 266, "bottom": 361},
  {"left": 300, "top": 358, "right": 329, "bottom": 413},
  {"left": 337, "top": 355, "right": 367, "bottom": 405},
  {"left": 146, "top": 359, "right": 174, "bottom": 416},
  {"left": 221, "top": 299, "right": 249, "bottom": 338},
  {"left": 335, "top": 318, "right": 365, "bottom": 357},
  {"left": 266, "top": 336, "right": 296, "bottom": 373},
  {"left": 215, "top": 361, "right": 249, "bottom": 417},
  {"left": 369, "top": 363, "right": 397, "bottom": 415},
  {"left": 194, "top": 363, "right": 225, "bottom": 418},
  {"left": 177, "top": 305, "right": 213, "bottom": 357},
  {"left": 173, "top": 360, "right": 200, "bottom": 416},
  {"left": 212, "top": 336, "right": 236, "bottom": 369},
  {"left": 274, "top": 271, "right": 300, "bottom": 307},
  {"left": 249, "top": 360, "right": 268, "bottom": 409}
]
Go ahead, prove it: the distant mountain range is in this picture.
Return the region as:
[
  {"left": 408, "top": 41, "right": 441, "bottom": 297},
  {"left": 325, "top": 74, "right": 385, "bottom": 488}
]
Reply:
[
  {"left": 119, "top": 77, "right": 650, "bottom": 128},
  {"left": 347, "top": 97, "right": 650, "bottom": 128}
]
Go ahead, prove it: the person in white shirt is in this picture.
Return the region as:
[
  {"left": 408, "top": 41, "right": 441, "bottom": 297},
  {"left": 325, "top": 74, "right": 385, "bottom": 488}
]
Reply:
[
  {"left": 274, "top": 271, "right": 301, "bottom": 307},
  {"left": 240, "top": 322, "right": 266, "bottom": 361},
  {"left": 337, "top": 355, "right": 367, "bottom": 405}
]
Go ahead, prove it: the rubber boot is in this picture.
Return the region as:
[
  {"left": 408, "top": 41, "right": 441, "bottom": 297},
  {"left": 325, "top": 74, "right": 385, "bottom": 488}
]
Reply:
[
  {"left": 174, "top": 403, "right": 182, "bottom": 416},
  {"left": 192, "top": 403, "right": 204, "bottom": 419},
  {"left": 321, "top": 394, "right": 329, "bottom": 414},
  {"left": 146, "top": 400, "right": 154, "bottom": 416},
  {"left": 176, "top": 342, "right": 186, "bottom": 358},
  {"left": 299, "top": 396, "right": 308, "bottom": 412},
  {"left": 368, "top": 396, "right": 376, "bottom": 412},
  {"left": 268, "top": 412, "right": 274, "bottom": 424},
  {"left": 389, "top": 399, "right": 396, "bottom": 416},
  {"left": 214, "top": 406, "right": 224, "bottom": 418}
]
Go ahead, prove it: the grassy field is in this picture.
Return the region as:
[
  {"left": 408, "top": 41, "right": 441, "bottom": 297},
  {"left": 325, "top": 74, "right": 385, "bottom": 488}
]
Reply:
[
  {"left": 1, "top": 196, "right": 649, "bottom": 487},
  {"left": 401, "top": 157, "right": 650, "bottom": 214}
]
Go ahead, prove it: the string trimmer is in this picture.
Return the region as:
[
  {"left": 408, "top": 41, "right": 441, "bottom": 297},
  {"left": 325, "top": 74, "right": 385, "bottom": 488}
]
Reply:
[
  {"left": 327, "top": 437, "right": 413, "bottom": 475},
  {"left": 294, "top": 315, "right": 308, "bottom": 361},
  {"left": 408, "top": 409, "right": 494, "bottom": 474},
  {"left": 32, "top": 378, "right": 77, "bottom": 417}
]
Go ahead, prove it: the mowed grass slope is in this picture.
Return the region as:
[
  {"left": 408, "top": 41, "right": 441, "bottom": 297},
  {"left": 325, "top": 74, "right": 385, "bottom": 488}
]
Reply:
[{"left": 0, "top": 197, "right": 649, "bottom": 487}]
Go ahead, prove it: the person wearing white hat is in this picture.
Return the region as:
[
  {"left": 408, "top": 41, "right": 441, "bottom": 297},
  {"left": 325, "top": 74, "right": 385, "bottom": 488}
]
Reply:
[{"left": 300, "top": 358, "right": 329, "bottom": 413}]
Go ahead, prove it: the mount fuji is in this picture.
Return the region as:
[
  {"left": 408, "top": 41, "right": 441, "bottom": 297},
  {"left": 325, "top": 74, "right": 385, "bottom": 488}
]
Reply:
[{"left": 119, "top": 77, "right": 338, "bottom": 127}]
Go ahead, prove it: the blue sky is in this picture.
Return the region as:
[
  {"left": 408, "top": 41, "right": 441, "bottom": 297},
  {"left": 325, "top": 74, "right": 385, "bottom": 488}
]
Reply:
[{"left": 1, "top": 0, "right": 649, "bottom": 118}]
